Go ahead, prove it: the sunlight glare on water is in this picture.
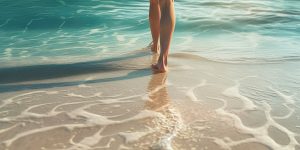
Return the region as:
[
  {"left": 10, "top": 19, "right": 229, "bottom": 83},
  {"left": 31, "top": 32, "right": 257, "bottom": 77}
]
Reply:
[{"left": 0, "top": 0, "right": 300, "bottom": 66}]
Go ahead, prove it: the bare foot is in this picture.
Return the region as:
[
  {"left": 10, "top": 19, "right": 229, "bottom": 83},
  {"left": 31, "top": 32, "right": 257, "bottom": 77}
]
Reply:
[
  {"left": 151, "top": 42, "right": 160, "bottom": 53},
  {"left": 151, "top": 63, "right": 168, "bottom": 73}
]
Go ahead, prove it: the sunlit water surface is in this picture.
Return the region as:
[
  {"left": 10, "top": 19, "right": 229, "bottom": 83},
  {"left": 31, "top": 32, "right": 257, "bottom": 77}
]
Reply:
[
  {"left": 0, "top": 0, "right": 300, "bottom": 66},
  {"left": 0, "top": 0, "right": 300, "bottom": 150}
]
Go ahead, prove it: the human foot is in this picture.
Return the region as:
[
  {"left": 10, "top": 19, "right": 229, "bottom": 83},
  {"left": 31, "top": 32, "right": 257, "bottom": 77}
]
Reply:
[
  {"left": 151, "top": 63, "right": 168, "bottom": 73},
  {"left": 151, "top": 42, "right": 160, "bottom": 53}
]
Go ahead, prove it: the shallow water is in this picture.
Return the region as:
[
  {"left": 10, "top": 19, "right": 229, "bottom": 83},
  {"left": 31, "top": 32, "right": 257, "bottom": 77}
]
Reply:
[
  {"left": 0, "top": 0, "right": 300, "bottom": 150},
  {"left": 0, "top": 0, "right": 300, "bottom": 66},
  {"left": 0, "top": 52, "right": 300, "bottom": 150}
]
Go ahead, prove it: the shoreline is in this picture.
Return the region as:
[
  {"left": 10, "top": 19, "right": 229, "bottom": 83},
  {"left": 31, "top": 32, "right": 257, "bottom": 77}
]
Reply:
[{"left": 0, "top": 50, "right": 300, "bottom": 150}]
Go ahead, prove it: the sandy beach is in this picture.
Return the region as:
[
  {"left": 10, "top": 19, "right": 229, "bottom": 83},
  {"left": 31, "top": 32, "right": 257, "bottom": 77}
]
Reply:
[
  {"left": 0, "top": 48, "right": 299, "bottom": 150},
  {"left": 1, "top": 0, "right": 300, "bottom": 149}
]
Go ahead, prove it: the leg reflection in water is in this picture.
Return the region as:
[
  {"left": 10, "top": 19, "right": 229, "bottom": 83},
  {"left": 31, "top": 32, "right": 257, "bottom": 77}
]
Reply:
[
  {"left": 145, "top": 72, "right": 183, "bottom": 149},
  {"left": 146, "top": 72, "right": 169, "bottom": 111}
]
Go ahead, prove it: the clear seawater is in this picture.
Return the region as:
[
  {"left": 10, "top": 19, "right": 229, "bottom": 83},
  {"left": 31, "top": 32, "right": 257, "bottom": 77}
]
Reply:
[
  {"left": 0, "top": 0, "right": 300, "bottom": 67},
  {"left": 1, "top": 1, "right": 300, "bottom": 149}
]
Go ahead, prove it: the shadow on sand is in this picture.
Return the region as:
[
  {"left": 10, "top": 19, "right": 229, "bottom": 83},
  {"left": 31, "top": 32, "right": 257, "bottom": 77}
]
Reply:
[{"left": 0, "top": 48, "right": 153, "bottom": 93}]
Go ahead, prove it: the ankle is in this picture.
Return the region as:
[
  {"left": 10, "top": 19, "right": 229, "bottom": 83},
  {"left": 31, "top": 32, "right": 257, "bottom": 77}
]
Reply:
[{"left": 151, "top": 44, "right": 159, "bottom": 52}]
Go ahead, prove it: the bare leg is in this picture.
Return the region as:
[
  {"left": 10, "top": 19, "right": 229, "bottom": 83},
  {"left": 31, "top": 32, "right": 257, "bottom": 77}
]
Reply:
[
  {"left": 149, "top": 0, "right": 160, "bottom": 53},
  {"left": 152, "top": 0, "right": 175, "bottom": 73}
]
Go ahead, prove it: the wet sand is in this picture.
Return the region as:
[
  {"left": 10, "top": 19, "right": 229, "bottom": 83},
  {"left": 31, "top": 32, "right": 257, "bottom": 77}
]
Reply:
[{"left": 0, "top": 49, "right": 300, "bottom": 150}]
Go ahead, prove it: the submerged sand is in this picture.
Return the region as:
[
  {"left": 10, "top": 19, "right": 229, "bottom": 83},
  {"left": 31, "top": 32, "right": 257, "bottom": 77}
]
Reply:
[{"left": 0, "top": 49, "right": 300, "bottom": 150}]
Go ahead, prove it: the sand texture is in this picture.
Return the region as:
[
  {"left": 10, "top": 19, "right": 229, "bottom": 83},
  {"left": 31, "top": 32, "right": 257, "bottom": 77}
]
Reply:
[{"left": 0, "top": 49, "right": 300, "bottom": 150}]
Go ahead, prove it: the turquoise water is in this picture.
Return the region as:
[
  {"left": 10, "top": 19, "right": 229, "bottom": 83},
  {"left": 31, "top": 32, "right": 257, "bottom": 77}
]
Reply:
[
  {"left": 1, "top": 1, "right": 300, "bottom": 149},
  {"left": 0, "top": 0, "right": 300, "bottom": 67}
]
